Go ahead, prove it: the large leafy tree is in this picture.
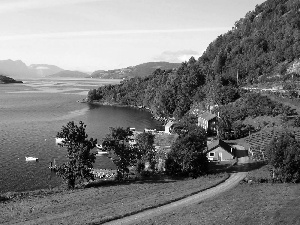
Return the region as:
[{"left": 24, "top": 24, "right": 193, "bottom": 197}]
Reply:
[
  {"left": 166, "top": 125, "right": 208, "bottom": 177},
  {"left": 56, "top": 121, "right": 97, "bottom": 189},
  {"left": 102, "top": 127, "right": 137, "bottom": 180},
  {"left": 266, "top": 132, "right": 300, "bottom": 183},
  {"left": 135, "top": 132, "right": 156, "bottom": 173}
]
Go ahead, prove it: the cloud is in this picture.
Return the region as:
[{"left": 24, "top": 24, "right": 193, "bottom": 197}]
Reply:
[
  {"left": 0, "top": 27, "right": 227, "bottom": 41},
  {"left": 0, "top": 0, "right": 102, "bottom": 13},
  {"left": 154, "top": 50, "right": 202, "bottom": 63},
  {"left": 0, "top": 28, "right": 229, "bottom": 41}
]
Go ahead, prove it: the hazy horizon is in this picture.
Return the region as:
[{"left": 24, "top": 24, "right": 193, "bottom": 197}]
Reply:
[{"left": 0, "top": 0, "right": 265, "bottom": 72}]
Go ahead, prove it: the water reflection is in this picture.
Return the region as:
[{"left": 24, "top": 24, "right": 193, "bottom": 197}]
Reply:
[{"left": 0, "top": 79, "right": 162, "bottom": 193}]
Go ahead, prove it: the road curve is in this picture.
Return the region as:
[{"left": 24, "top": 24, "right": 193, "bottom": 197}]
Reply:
[{"left": 102, "top": 172, "right": 247, "bottom": 225}]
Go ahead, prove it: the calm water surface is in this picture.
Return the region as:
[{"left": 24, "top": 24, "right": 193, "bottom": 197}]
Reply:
[{"left": 0, "top": 78, "right": 162, "bottom": 193}]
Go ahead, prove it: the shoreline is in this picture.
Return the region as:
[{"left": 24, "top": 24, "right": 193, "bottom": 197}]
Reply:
[
  {"left": 0, "top": 168, "right": 119, "bottom": 199},
  {"left": 84, "top": 100, "right": 168, "bottom": 123}
]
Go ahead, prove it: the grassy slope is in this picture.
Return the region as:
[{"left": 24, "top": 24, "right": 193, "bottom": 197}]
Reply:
[
  {"left": 0, "top": 173, "right": 228, "bottom": 225},
  {"left": 137, "top": 165, "right": 300, "bottom": 225}
]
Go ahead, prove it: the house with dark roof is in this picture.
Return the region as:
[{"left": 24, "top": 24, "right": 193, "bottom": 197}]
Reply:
[
  {"left": 198, "top": 112, "right": 217, "bottom": 134},
  {"left": 206, "top": 139, "right": 235, "bottom": 161}
]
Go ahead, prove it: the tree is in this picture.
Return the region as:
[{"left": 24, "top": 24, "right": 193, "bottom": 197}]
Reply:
[
  {"left": 135, "top": 132, "right": 156, "bottom": 173},
  {"left": 217, "top": 110, "right": 232, "bottom": 140},
  {"left": 266, "top": 132, "right": 300, "bottom": 183},
  {"left": 165, "top": 126, "right": 208, "bottom": 177},
  {"left": 293, "top": 116, "right": 300, "bottom": 127},
  {"left": 102, "top": 127, "right": 137, "bottom": 180},
  {"left": 172, "top": 114, "right": 198, "bottom": 135},
  {"left": 87, "top": 89, "right": 97, "bottom": 101},
  {"left": 56, "top": 121, "right": 97, "bottom": 189}
]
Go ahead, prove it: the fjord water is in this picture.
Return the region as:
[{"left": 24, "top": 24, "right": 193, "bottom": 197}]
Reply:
[{"left": 0, "top": 79, "right": 162, "bottom": 193}]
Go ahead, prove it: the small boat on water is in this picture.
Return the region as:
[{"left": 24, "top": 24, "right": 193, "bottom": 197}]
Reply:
[
  {"left": 96, "top": 150, "right": 108, "bottom": 156},
  {"left": 55, "top": 137, "right": 65, "bottom": 144},
  {"left": 25, "top": 157, "right": 38, "bottom": 161}
]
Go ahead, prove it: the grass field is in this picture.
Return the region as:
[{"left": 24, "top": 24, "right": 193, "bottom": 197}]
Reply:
[
  {"left": 137, "top": 165, "right": 300, "bottom": 225},
  {"left": 0, "top": 173, "right": 228, "bottom": 225}
]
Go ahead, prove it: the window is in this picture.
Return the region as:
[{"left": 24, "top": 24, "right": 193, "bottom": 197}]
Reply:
[{"left": 209, "top": 152, "right": 215, "bottom": 157}]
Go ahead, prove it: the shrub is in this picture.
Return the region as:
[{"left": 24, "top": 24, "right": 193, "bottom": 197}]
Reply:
[
  {"left": 266, "top": 132, "right": 300, "bottom": 183},
  {"left": 165, "top": 125, "right": 208, "bottom": 177}
]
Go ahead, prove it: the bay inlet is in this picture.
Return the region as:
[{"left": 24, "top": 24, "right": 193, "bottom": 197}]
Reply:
[{"left": 0, "top": 78, "right": 162, "bottom": 193}]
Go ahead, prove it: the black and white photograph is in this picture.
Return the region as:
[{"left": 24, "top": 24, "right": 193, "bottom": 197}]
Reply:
[{"left": 0, "top": 0, "right": 299, "bottom": 224}]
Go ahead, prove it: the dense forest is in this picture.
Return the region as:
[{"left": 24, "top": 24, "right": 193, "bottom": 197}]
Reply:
[{"left": 87, "top": 0, "right": 300, "bottom": 120}]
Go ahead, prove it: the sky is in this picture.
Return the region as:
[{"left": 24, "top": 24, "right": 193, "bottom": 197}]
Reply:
[{"left": 0, "top": 0, "right": 266, "bottom": 72}]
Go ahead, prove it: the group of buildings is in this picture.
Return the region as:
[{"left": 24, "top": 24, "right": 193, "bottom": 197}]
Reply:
[{"left": 164, "top": 111, "right": 240, "bottom": 162}]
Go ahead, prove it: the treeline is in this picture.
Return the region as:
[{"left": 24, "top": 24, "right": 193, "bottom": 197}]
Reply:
[{"left": 88, "top": 59, "right": 239, "bottom": 119}]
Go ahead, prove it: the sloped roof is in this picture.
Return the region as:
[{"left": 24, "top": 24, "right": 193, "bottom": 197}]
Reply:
[
  {"left": 206, "top": 139, "right": 233, "bottom": 155},
  {"left": 198, "top": 112, "right": 216, "bottom": 121}
]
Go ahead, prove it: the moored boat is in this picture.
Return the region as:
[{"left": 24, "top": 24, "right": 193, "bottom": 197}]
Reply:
[
  {"left": 96, "top": 150, "right": 108, "bottom": 156},
  {"left": 25, "top": 157, "right": 38, "bottom": 161},
  {"left": 55, "top": 137, "right": 65, "bottom": 144}
]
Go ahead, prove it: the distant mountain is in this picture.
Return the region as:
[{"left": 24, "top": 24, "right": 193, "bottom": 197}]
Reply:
[
  {"left": 29, "top": 64, "right": 63, "bottom": 77},
  {"left": 0, "top": 59, "right": 38, "bottom": 79},
  {"left": 48, "top": 70, "right": 89, "bottom": 78},
  {"left": 90, "top": 62, "right": 181, "bottom": 79},
  {"left": 0, "top": 60, "right": 180, "bottom": 80},
  {"left": 0, "top": 75, "right": 23, "bottom": 84}
]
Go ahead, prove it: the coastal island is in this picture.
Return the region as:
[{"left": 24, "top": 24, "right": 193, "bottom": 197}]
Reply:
[{"left": 0, "top": 75, "right": 23, "bottom": 84}]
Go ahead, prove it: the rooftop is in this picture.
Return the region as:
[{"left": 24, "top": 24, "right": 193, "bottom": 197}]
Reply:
[
  {"left": 198, "top": 112, "right": 217, "bottom": 121},
  {"left": 206, "top": 139, "right": 233, "bottom": 155}
]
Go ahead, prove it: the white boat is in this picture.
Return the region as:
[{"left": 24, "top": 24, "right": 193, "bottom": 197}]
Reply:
[
  {"left": 25, "top": 157, "right": 38, "bottom": 161},
  {"left": 96, "top": 151, "right": 108, "bottom": 156},
  {"left": 55, "top": 137, "right": 65, "bottom": 144}
]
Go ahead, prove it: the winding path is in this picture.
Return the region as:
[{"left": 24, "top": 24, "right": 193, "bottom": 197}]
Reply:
[{"left": 102, "top": 171, "right": 247, "bottom": 225}]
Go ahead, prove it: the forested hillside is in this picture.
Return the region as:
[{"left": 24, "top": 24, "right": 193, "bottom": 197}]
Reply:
[
  {"left": 87, "top": 0, "right": 300, "bottom": 120},
  {"left": 200, "top": 0, "right": 300, "bottom": 83}
]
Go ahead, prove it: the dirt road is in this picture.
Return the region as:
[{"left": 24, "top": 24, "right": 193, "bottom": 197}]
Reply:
[{"left": 102, "top": 172, "right": 247, "bottom": 225}]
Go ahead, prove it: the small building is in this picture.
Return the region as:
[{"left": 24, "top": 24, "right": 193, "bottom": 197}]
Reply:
[
  {"left": 144, "top": 128, "right": 156, "bottom": 133},
  {"left": 198, "top": 112, "right": 217, "bottom": 134},
  {"left": 206, "top": 139, "right": 235, "bottom": 161}
]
